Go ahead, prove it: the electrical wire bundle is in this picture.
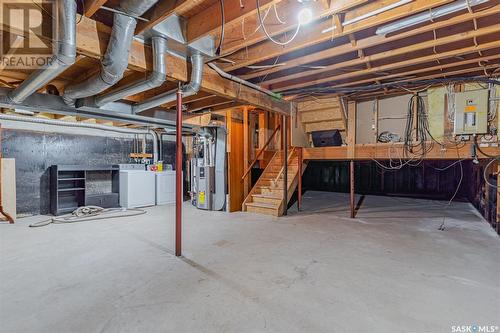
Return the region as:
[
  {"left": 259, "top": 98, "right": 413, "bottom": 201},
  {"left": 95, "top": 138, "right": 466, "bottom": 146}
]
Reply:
[
  {"left": 403, "top": 95, "right": 433, "bottom": 160},
  {"left": 29, "top": 206, "right": 147, "bottom": 228}
]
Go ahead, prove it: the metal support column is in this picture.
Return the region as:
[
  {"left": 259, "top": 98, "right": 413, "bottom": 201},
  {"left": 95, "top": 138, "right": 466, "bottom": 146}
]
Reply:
[
  {"left": 350, "top": 160, "right": 355, "bottom": 218},
  {"left": 283, "top": 115, "right": 288, "bottom": 216},
  {"left": 175, "top": 89, "right": 183, "bottom": 257},
  {"left": 298, "top": 147, "right": 302, "bottom": 212}
]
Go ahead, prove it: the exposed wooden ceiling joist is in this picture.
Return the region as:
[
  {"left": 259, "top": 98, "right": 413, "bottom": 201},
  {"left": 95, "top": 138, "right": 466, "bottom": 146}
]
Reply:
[
  {"left": 332, "top": 54, "right": 500, "bottom": 89},
  {"left": 186, "top": 0, "right": 280, "bottom": 43},
  {"left": 241, "top": 5, "right": 500, "bottom": 81},
  {"left": 84, "top": 0, "right": 108, "bottom": 17},
  {"left": 266, "top": 24, "right": 500, "bottom": 91},
  {"left": 220, "top": 0, "right": 455, "bottom": 72},
  {"left": 211, "top": 0, "right": 371, "bottom": 55}
]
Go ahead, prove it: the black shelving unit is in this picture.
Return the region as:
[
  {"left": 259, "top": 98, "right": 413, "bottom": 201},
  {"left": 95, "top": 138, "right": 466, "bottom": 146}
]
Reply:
[{"left": 50, "top": 165, "right": 120, "bottom": 215}]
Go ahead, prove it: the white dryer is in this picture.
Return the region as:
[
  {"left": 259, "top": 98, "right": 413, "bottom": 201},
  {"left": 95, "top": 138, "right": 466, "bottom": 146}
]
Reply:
[{"left": 119, "top": 170, "right": 156, "bottom": 208}]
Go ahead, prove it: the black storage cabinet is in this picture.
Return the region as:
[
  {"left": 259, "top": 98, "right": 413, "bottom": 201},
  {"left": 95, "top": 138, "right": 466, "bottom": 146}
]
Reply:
[{"left": 50, "top": 165, "right": 120, "bottom": 215}]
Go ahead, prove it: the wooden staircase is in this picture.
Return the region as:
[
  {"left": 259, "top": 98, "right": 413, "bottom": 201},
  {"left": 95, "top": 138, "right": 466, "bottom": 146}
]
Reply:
[{"left": 242, "top": 148, "right": 307, "bottom": 216}]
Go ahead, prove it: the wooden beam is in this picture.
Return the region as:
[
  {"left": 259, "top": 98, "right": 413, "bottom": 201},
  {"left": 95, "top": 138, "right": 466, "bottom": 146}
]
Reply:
[
  {"left": 241, "top": 5, "right": 500, "bottom": 81},
  {"left": 303, "top": 142, "right": 498, "bottom": 160},
  {"left": 84, "top": 0, "right": 108, "bottom": 17},
  {"left": 222, "top": 0, "right": 454, "bottom": 72}
]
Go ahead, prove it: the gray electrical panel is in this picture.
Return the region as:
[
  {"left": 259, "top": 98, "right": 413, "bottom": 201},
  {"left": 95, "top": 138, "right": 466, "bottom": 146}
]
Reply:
[{"left": 453, "top": 89, "right": 489, "bottom": 135}]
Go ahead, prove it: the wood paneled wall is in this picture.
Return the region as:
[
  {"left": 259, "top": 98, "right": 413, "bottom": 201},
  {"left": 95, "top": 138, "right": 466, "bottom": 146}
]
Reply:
[
  {"left": 226, "top": 109, "right": 245, "bottom": 212},
  {"left": 297, "top": 96, "right": 346, "bottom": 145}
]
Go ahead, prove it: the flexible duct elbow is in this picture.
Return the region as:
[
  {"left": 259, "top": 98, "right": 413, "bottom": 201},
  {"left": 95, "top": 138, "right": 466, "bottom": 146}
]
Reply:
[
  {"left": 62, "top": 0, "right": 158, "bottom": 106},
  {"left": 7, "top": 0, "right": 77, "bottom": 104},
  {"left": 94, "top": 36, "right": 167, "bottom": 107},
  {"left": 132, "top": 53, "right": 204, "bottom": 113}
]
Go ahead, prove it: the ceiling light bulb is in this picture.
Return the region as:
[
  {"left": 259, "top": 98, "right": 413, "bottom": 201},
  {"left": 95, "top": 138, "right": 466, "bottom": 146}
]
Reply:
[{"left": 298, "top": 8, "right": 312, "bottom": 25}]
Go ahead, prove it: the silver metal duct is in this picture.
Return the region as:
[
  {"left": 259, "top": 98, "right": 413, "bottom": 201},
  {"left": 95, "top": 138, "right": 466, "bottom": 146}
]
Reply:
[
  {"left": 7, "top": 0, "right": 77, "bottom": 104},
  {"left": 94, "top": 36, "right": 167, "bottom": 107},
  {"left": 133, "top": 53, "right": 204, "bottom": 113},
  {"left": 207, "top": 62, "right": 282, "bottom": 99},
  {"left": 62, "top": 0, "right": 158, "bottom": 106}
]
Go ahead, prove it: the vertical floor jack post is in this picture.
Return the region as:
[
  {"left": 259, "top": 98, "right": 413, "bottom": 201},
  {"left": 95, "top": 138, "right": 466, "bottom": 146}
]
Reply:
[
  {"left": 350, "top": 160, "right": 355, "bottom": 218},
  {"left": 283, "top": 115, "right": 288, "bottom": 216},
  {"left": 175, "top": 88, "right": 183, "bottom": 257},
  {"left": 298, "top": 147, "right": 302, "bottom": 212}
]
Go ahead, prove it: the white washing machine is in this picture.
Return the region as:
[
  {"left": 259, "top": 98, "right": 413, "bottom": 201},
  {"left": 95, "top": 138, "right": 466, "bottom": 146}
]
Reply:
[
  {"left": 155, "top": 171, "right": 181, "bottom": 205},
  {"left": 119, "top": 170, "right": 156, "bottom": 208}
]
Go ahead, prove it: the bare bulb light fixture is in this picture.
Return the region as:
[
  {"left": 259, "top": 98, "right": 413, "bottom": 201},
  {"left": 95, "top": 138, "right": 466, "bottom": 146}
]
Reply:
[{"left": 298, "top": 8, "right": 312, "bottom": 25}]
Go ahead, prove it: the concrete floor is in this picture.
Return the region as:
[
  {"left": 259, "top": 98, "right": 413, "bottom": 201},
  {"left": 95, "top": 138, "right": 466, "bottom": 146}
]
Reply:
[{"left": 1, "top": 192, "right": 499, "bottom": 333}]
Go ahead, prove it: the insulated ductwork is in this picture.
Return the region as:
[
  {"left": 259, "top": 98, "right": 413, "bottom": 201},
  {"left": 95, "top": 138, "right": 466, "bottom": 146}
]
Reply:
[
  {"left": 7, "top": 0, "right": 77, "bottom": 104},
  {"left": 94, "top": 36, "right": 167, "bottom": 107},
  {"left": 0, "top": 113, "right": 159, "bottom": 163},
  {"left": 62, "top": 0, "right": 158, "bottom": 106},
  {"left": 133, "top": 53, "right": 204, "bottom": 113}
]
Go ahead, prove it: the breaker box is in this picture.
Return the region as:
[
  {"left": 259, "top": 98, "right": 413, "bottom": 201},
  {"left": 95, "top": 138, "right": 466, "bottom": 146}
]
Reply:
[{"left": 453, "top": 89, "right": 489, "bottom": 135}]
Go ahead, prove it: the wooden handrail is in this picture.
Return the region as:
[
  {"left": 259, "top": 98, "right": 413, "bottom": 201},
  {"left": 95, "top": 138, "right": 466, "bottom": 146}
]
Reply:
[
  {"left": 274, "top": 147, "right": 296, "bottom": 184},
  {"left": 241, "top": 124, "right": 280, "bottom": 181}
]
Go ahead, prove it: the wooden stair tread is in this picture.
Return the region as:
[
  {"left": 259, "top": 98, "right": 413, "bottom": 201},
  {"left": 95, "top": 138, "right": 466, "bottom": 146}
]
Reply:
[
  {"left": 245, "top": 202, "right": 278, "bottom": 209},
  {"left": 252, "top": 194, "right": 282, "bottom": 199}
]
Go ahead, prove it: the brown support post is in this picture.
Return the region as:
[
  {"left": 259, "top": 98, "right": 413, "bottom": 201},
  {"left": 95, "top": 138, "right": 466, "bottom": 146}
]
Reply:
[
  {"left": 243, "top": 107, "right": 250, "bottom": 198},
  {"left": 298, "top": 147, "right": 303, "bottom": 212},
  {"left": 350, "top": 160, "right": 355, "bottom": 219},
  {"left": 347, "top": 101, "right": 356, "bottom": 159},
  {"left": 175, "top": 89, "right": 183, "bottom": 257},
  {"left": 497, "top": 162, "right": 499, "bottom": 233},
  {"left": 283, "top": 115, "right": 288, "bottom": 216}
]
